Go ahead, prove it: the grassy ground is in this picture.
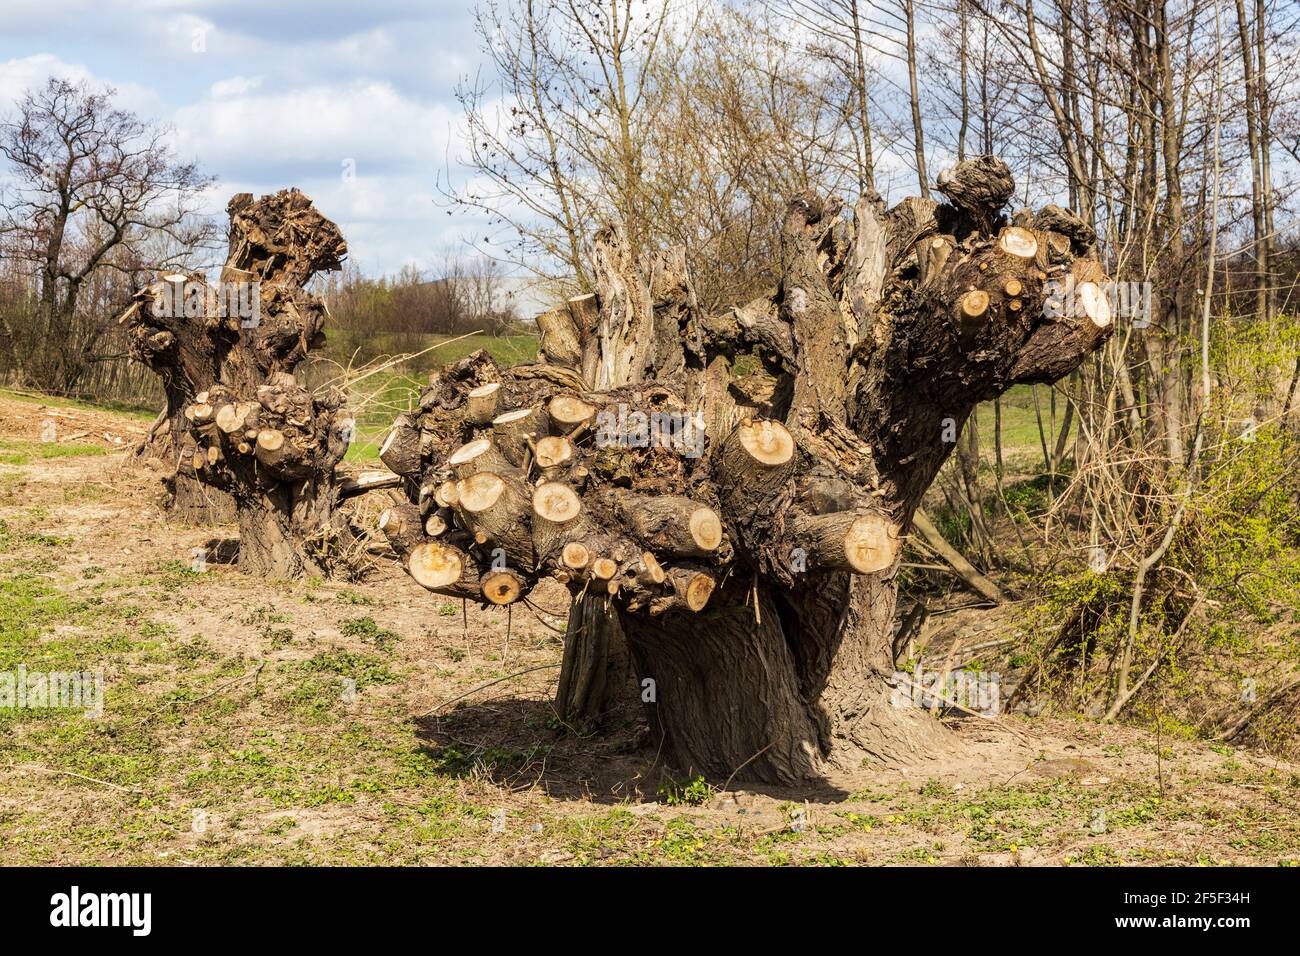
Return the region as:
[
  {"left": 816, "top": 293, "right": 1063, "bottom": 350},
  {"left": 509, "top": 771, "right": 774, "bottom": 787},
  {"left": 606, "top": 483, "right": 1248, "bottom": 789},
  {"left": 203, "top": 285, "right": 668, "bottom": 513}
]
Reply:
[
  {"left": 0, "top": 387, "right": 152, "bottom": 467},
  {"left": 0, "top": 391, "right": 1297, "bottom": 865},
  {"left": 315, "top": 334, "right": 539, "bottom": 465},
  {"left": 972, "top": 384, "right": 1071, "bottom": 465},
  {"left": 0, "top": 439, "right": 117, "bottom": 467},
  {"left": 0, "top": 386, "right": 157, "bottom": 422}
]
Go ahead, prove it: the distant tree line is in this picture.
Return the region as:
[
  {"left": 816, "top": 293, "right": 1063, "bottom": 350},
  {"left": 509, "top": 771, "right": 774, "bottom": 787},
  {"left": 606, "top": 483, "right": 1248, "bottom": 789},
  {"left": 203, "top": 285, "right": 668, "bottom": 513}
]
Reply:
[
  {"left": 0, "top": 78, "right": 215, "bottom": 403},
  {"left": 317, "top": 255, "right": 522, "bottom": 370}
]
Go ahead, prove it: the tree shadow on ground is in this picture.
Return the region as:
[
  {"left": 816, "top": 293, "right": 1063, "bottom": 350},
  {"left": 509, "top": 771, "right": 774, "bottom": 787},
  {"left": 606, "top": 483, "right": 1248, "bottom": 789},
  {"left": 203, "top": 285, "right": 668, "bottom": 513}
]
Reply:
[
  {"left": 202, "top": 537, "right": 240, "bottom": 565},
  {"left": 411, "top": 697, "right": 854, "bottom": 804},
  {"left": 412, "top": 698, "right": 659, "bottom": 804}
]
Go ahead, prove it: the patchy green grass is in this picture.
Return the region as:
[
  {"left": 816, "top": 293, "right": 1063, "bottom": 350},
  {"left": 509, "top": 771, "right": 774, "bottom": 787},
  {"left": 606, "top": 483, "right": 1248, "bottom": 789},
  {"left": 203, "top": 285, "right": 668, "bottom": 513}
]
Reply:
[
  {"left": 2, "top": 385, "right": 1297, "bottom": 867},
  {"left": 421, "top": 332, "right": 537, "bottom": 367},
  {"left": 335, "top": 335, "right": 538, "bottom": 465},
  {"left": 0, "top": 387, "right": 156, "bottom": 420},
  {"left": 0, "top": 528, "right": 495, "bottom": 863},
  {"left": 4, "top": 571, "right": 1297, "bottom": 866},
  {"left": 0, "top": 438, "right": 116, "bottom": 466},
  {"left": 974, "top": 383, "right": 1071, "bottom": 457}
]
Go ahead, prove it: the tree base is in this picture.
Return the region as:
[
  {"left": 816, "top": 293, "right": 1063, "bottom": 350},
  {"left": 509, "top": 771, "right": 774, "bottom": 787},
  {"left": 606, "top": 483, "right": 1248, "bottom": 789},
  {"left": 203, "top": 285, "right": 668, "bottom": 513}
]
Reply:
[
  {"left": 167, "top": 470, "right": 236, "bottom": 525},
  {"left": 621, "top": 573, "right": 956, "bottom": 786},
  {"left": 554, "top": 591, "right": 635, "bottom": 729},
  {"left": 134, "top": 422, "right": 237, "bottom": 524},
  {"left": 234, "top": 480, "right": 351, "bottom": 579}
]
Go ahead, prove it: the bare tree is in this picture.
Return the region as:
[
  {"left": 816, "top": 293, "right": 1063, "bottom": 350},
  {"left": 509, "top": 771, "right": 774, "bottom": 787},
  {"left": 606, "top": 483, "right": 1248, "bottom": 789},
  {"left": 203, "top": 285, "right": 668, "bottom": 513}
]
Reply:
[
  {"left": 124, "top": 191, "right": 350, "bottom": 575},
  {"left": 447, "top": 0, "right": 678, "bottom": 290},
  {"left": 386, "top": 157, "right": 1112, "bottom": 782},
  {"left": 0, "top": 78, "right": 216, "bottom": 394}
]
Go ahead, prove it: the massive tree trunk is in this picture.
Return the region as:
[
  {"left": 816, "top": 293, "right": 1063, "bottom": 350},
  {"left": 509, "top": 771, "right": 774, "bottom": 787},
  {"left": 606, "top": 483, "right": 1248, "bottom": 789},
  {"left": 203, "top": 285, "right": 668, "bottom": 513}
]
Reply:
[
  {"left": 122, "top": 190, "right": 353, "bottom": 577},
  {"left": 387, "top": 156, "right": 1112, "bottom": 785}
]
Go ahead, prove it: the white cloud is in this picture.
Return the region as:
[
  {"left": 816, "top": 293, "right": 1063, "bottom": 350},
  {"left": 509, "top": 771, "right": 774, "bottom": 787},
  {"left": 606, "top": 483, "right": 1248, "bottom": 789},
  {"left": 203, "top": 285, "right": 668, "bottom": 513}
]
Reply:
[
  {"left": 210, "top": 75, "right": 262, "bottom": 98},
  {"left": 171, "top": 80, "right": 455, "bottom": 174},
  {"left": 0, "top": 2, "right": 503, "bottom": 275},
  {"left": 170, "top": 82, "right": 471, "bottom": 275},
  {"left": 0, "top": 54, "right": 164, "bottom": 120}
]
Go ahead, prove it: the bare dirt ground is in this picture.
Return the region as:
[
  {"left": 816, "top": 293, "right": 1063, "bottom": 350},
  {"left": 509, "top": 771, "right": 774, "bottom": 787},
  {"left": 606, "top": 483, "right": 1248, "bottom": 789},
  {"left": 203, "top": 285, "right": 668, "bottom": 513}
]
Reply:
[{"left": 1, "top": 390, "right": 1297, "bottom": 866}]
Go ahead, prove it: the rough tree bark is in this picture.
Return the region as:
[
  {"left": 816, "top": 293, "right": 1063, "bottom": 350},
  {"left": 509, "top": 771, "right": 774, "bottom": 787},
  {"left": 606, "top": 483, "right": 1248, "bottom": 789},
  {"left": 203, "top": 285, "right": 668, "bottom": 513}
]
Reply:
[
  {"left": 131, "top": 409, "right": 237, "bottom": 524},
  {"left": 122, "top": 190, "right": 353, "bottom": 577},
  {"left": 386, "top": 156, "right": 1112, "bottom": 785}
]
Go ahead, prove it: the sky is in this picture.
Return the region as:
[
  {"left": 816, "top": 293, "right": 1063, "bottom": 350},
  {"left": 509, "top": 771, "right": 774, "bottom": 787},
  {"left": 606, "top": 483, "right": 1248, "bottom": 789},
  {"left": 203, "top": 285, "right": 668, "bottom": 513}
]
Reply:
[{"left": 0, "top": 0, "right": 493, "bottom": 278}]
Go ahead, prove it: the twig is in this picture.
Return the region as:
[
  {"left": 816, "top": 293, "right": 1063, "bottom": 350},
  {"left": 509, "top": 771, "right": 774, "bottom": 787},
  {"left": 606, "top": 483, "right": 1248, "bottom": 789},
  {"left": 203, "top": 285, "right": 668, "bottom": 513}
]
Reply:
[
  {"left": 16, "top": 763, "right": 143, "bottom": 795},
  {"left": 892, "top": 673, "right": 996, "bottom": 720},
  {"left": 928, "top": 638, "right": 963, "bottom": 717},
  {"left": 927, "top": 599, "right": 1002, "bottom": 616},
  {"left": 324, "top": 330, "right": 483, "bottom": 392},
  {"left": 891, "top": 600, "right": 928, "bottom": 665},
  {"left": 911, "top": 508, "right": 1005, "bottom": 603},
  {"left": 178, "top": 662, "right": 266, "bottom": 708},
  {"left": 1104, "top": 596, "right": 1203, "bottom": 721},
  {"left": 1215, "top": 673, "right": 1300, "bottom": 742},
  {"left": 521, "top": 596, "right": 570, "bottom": 634},
  {"left": 420, "top": 663, "right": 562, "bottom": 717},
  {"left": 719, "top": 742, "right": 775, "bottom": 795}
]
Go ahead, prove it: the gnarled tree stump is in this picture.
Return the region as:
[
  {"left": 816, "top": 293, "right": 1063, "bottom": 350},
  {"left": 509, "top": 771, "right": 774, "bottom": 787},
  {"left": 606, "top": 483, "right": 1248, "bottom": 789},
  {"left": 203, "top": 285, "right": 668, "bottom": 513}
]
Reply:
[
  {"left": 385, "top": 156, "right": 1112, "bottom": 785},
  {"left": 124, "top": 189, "right": 353, "bottom": 577}
]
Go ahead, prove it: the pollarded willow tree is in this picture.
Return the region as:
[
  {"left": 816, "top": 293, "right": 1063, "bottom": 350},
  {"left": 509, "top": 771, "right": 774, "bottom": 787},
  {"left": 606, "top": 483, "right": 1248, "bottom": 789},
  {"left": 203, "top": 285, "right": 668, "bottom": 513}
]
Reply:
[
  {"left": 376, "top": 156, "right": 1113, "bottom": 784},
  {"left": 122, "top": 190, "right": 354, "bottom": 577}
]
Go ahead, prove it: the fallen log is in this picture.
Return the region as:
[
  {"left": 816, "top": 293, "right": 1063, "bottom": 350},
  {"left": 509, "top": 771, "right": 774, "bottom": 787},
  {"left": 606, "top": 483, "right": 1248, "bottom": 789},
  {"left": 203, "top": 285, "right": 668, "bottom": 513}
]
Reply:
[{"left": 338, "top": 470, "right": 403, "bottom": 500}]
